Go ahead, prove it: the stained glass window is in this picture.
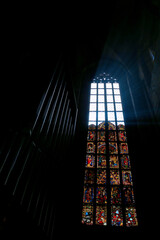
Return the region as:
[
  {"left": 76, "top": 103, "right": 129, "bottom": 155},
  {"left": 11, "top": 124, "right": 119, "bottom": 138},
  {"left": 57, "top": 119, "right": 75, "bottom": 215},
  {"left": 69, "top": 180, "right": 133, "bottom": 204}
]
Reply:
[
  {"left": 82, "top": 205, "right": 94, "bottom": 225},
  {"left": 97, "top": 155, "right": 106, "bottom": 168},
  {"left": 96, "top": 187, "right": 107, "bottom": 204},
  {"left": 111, "top": 187, "right": 121, "bottom": 204},
  {"left": 82, "top": 73, "right": 138, "bottom": 227},
  {"left": 111, "top": 206, "right": 123, "bottom": 226},
  {"left": 96, "top": 206, "right": 107, "bottom": 225}
]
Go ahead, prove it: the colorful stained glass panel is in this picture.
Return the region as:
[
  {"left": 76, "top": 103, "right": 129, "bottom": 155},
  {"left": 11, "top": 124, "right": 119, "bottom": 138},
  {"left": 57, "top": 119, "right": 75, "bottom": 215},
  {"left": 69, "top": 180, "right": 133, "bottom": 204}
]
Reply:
[
  {"left": 83, "top": 187, "right": 94, "bottom": 203},
  {"left": 111, "top": 187, "right": 121, "bottom": 204},
  {"left": 84, "top": 169, "right": 95, "bottom": 184},
  {"left": 97, "top": 169, "right": 107, "bottom": 184},
  {"left": 87, "top": 131, "right": 96, "bottom": 141},
  {"left": 111, "top": 206, "right": 123, "bottom": 226},
  {"left": 110, "top": 170, "right": 120, "bottom": 185},
  {"left": 96, "top": 206, "right": 107, "bottom": 225},
  {"left": 109, "top": 155, "right": 119, "bottom": 168},
  {"left": 98, "top": 121, "right": 105, "bottom": 130},
  {"left": 126, "top": 207, "right": 138, "bottom": 226},
  {"left": 97, "top": 155, "right": 106, "bottom": 168},
  {"left": 119, "top": 143, "right": 128, "bottom": 154},
  {"left": 122, "top": 171, "right": 133, "bottom": 185},
  {"left": 123, "top": 187, "right": 135, "bottom": 204},
  {"left": 97, "top": 142, "right": 106, "bottom": 154},
  {"left": 109, "top": 142, "right": 118, "bottom": 154},
  {"left": 121, "top": 155, "right": 131, "bottom": 169},
  {"left": 108, "top": 122, "right": 116, "bottom": 130},
  {"left": 88, "top": 123, "right": 96, "bottom": 130},
  {"left": 108, "top": 131, "right": 117, "bottom": 141},
  {"left": 82, "top": 205, "right": 93, "bottom": 225},
  {"left": 86, "top": 155, "right": 95, "bottom": 168},
  {"left": 97, "top": 131, "right": 105, "bottom": 141},
  {"left": 117, "top": 123, "right": 125, "bottom": 130},
  {"left": 118, "top": 131, "right": 127, "bottom": 142},
  {"left": 96, "top": 187, "right": 107, "bottom": 204},
  {"left": 87, "top": 142, "right": 95, "bottom": 153}
]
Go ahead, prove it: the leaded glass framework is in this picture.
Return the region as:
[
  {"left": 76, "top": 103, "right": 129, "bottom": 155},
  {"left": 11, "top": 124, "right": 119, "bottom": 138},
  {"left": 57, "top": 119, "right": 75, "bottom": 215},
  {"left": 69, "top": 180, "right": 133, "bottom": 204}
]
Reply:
[{"left": 82, "top": 73, "right": 138, "bottom": 227}]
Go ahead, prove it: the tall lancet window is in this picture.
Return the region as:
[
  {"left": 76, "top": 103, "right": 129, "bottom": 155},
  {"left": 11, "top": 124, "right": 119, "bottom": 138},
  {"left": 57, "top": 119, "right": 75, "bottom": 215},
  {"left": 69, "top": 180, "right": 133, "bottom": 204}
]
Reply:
[{"left": 82, "top": 73, "right": 138, "bottom": 227}]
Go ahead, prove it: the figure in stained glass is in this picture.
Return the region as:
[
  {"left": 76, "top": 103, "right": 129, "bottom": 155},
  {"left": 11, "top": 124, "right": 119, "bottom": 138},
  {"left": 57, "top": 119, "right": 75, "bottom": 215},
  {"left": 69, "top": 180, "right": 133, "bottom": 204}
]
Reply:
[
  {"left": 109, "top": 155, "right": 119, "bottom": 168},
  {"left": 121, "top": 155, "right": 131, "bottom": 169},
  {"left": 111, "top": 206, "right": 123, "bottom": 226},
  {"left": 111, "top": 187, "right": 121, "bottom": 204},
  {"left": 96, "top": 206, "right": 107, "bottom": 225},
  {"left": 96, "top": 187, "right": 107, "bottom": 204},
  {"left": 110, "top": 170, "right": 120, "bottom": 185},
  {"left": 122, "top": 171, "right": 133, "bottom": 185},
  {"left": 109, "top": 142, "right": 118, "bottom": 154},
  {"left": 126, "top": 207, "right": 138, "bottom": 226},
  {"left": 83, "top": 186, "right": 94, "bottom": 203},
  {"left": 86, "top": 155, "right": 95, "bottom": 168},
  {"left": 119, "top": 143, "right": 128, "bottom": 154},
  {"left": 87, "top": 131, "right": 96, "bottom": 141},
  {"left": 97, "top": 169, "right": 107, "bottom": 184},
  {"left": 108, "top": 131, "right": 117, "bottom": 141},
  {"left": 118, "top": 131, "right": 127, "bottom": 142},
  {"left": 97, "top": 142, "right": 106, "bottom": 154},
  {"left": 123, "top": 187, "right": 135, "bottom": 204},
  {"left": 97, "top": 131, "right": 105, "bottom": 141},
  {"left": 97, "top": 155, "right": 106, "bottom": 168},
  {"left": 87, "top": 142, "right": 95, "bottom": 153},
  {"left": 84, "top": 169, "right": 95, "bottom": 184},
  {"left": 82, "top": 205, "right": 93, "bottom": 225}
]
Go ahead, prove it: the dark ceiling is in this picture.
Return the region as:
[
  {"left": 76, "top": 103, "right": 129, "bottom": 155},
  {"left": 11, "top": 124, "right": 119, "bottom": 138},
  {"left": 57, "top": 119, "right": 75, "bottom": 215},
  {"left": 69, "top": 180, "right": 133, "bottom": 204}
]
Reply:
[{"left": 1, "top": 0, "right": 160, "bottom": 132}]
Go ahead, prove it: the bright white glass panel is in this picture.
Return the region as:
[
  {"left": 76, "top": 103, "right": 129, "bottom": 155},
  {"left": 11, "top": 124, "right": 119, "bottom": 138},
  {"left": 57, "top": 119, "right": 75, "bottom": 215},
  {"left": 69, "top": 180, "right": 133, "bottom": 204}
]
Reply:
[
  {"left": 116, "top": 112, "right": 124, "bottom": 121},
  {"left": 114, "top": 89, "right": 120, "bottom": 94},
  {"left": 117, "top": 121, "right": 125, "bottom": 126},
  {"left": 91, "top": 89, "right": 97, "bottom": 94},
  {"left": 98, "top": 95, "right": 104, "bottom": 102},
  {"left": 107, "top": 95, "right": 113, "bottom": 102},
  {"left": 98, "top": 121, "right": 105, "bottom": 126},
  {"left": 108, "top": 112, "right": 115, "bottom": 121},
  {"left": 109, "top": 121, "right": 116, "bottom": 126},
  {"left": 98, "top": 112, "right": 105, "bottom": 121},
  {"left": 115, "top": 103, "right": 122, "bottom": 111},
  {"left": 89, "top": 103, "right": 96, "bottom": 111},
  {"left": 90, "top": 95, "right": 97, "bottom": 102},
  {"left": 88, "top": 121, "right": 96, "bottom": 126},
  {"left": 89, "top": 112, "right": 96, "bottom": 121},
  {"left": 98, "top": 89, "right": 104, "bottom": 94},
  {"left": 114, "top": 95, "right": 121, "bottom": 102},
  {"left": 98, "top": 83, "right": 104, "bottom": 88},
  {"left": 91, "top": 83, "right": 97, "bottom": 88},
  {"left": 106, "top": 89, "right": 113, "bottom": 94},
  {"left": 107, "top": 103, "right": 114, "bottom": 111},
  {"left": 113, "top": 83, "right": 119, "bottom": 88},
  {"left": 98, "top": 103, "right": 105, "bottom": 111},
  {"left": 106, "top": 83, "right": 112, "bottom": 88}
]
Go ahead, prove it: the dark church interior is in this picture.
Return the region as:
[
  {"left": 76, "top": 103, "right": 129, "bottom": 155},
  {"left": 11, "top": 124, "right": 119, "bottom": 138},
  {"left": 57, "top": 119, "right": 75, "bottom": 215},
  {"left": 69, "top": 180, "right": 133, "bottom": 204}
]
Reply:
[{"left": 0, "top": 1, "right": 160, "bottom": 239}]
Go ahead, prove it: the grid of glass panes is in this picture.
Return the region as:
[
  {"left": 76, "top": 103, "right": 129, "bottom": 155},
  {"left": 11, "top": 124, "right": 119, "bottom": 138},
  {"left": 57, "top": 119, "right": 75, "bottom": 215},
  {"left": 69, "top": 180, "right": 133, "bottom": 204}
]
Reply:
[{"left": 82, "top": 79, "right": 138, "bottom": 227}]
